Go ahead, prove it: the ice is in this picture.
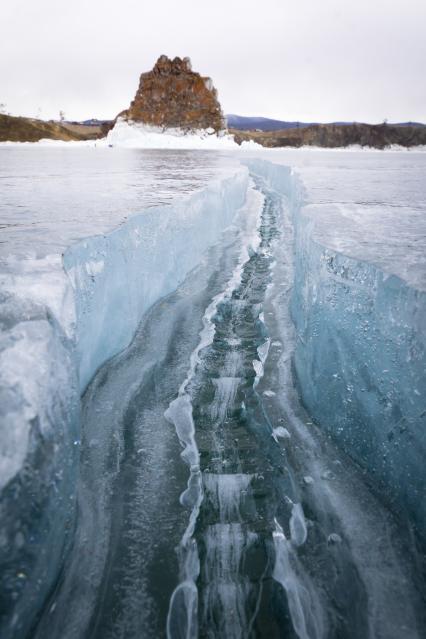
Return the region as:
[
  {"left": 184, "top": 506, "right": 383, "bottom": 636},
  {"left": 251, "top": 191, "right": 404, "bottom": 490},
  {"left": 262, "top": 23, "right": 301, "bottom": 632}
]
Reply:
[
  {"left": 165, "top": 394, "right": 199, "bottom": 480},
  {"left": 223, "top": 349, "right": 243, "bottom": 376},
  {"left": 225, "top": 337, "right": 241, "bottom": 346},
  {"left": 68, "top": 167, "right": 249, "bottom": 390},
  {"left": 210, "top": 378, "right": 241, "bottom": 422},
  {"left": 252, "top": 338, "right": 271, "bottom": 388},
  {"left": 272, "top": 519, "right": 325, "bottom": 639},
  {"left": 167, "top": 579, "right": 198, "bottom": 639},
  {"left": 0, "top": 147, "right": 240, "bottom": 258},
  {"left": 167, "top": 538, "right": 200, "bottom": 639},
  {"left": 273, "top": 426, "right": 291, "bottom": 440},
  {"left": 257, "top": 338, "right": 271, "bottom": 364},
  {"left": 0, "top": 312, "right": 79, "bottom": 638},
  {"left": 203, "top": 474, "right": 252, "bottom": 522},
  {"left": 201, "top": 523, "right": 257, "bottom": 639},
  {"left": 247, "top": 156, "right": 426, "bottom": 538},
  {"left": 165, "top": 183, "right": 264, "bottom": 636},
  {"left": 0, "top": 155, "right": 251, "bottom": 639},
  {"left": 289, "top": 503, "right": 308, "bottom": 547},
  {"left": 202, "top": 523, "right": 256, "bottom": 581},
  {"left": 252, "top": 148, "right": 426, "bottom": 291},
  {"left": 252, "top": 359, "right": 263, "bottom": 386},
  {"left": 1, "top": 147, "right": 425, "bottom": 636},
  {"left": 0, "top": 320, "right": 66, "bottom": 488}
]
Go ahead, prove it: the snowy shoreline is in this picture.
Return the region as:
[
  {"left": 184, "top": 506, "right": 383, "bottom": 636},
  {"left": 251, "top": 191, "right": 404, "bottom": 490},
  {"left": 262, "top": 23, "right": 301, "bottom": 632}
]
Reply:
[
  {"left": 1, "top": 119, "right": 426, "bottom": 152},
  {"left": 1, "top": 139, "right": 425, "bottom": 152}
]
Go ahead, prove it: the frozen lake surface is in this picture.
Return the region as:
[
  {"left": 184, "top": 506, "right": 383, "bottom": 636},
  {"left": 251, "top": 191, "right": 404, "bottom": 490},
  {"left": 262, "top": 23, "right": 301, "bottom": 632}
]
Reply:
[
  {"left": 261, "top": 148, "right": 426, "bottom": 290},
  {"left": 1, "top": 146, "right": 425, "bottom": 288},
  {"left": 0, "top": 147, "right": 239, "bottom": 258},
  {"left": 0, "top": 147, "right": 425, "bottom": 639}
]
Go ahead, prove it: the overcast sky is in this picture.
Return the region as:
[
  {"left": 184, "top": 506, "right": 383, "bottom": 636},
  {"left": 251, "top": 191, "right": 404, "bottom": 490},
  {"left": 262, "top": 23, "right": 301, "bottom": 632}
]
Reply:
[{"left": 2, "top": 0, "right": 425, "bottom": 123}]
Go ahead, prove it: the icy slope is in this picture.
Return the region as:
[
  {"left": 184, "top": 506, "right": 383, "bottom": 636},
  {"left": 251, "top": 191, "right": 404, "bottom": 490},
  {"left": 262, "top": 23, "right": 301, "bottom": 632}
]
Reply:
[
  {"left": 247, "top": 158, "right": 426, "bottom": 538},
  {"left": 0, "top": 167, "right": 249, "bottom": 639}
]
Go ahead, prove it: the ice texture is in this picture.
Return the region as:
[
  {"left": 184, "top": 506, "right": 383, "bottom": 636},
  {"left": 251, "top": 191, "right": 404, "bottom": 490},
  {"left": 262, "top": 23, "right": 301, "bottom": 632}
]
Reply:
[
  {"left": 65, "top": 169, "right": 249, "bottom": 389},
  {"left": 0, "top": 284, "right": 79, "bottom": 638},
  {"left": 0, "top": 160, "right": 249, "bottom": 638},
  {"left": 247, "top": 157, "right": 426, "bottom": 537},
  {"left": 259, "top": 148, "right": 426, "bottom": 291},
  {"left": 290, "top": 503, "right": 308, "bottom": 546},
  {"left": 1, "top": 147, "right": 425, "bottom": 636},
  {"left": 0, "top": 147, "right": 240, "bottom": 258},
  {"left": 273, "top": 519, "right": 325, "bottom": 639}
]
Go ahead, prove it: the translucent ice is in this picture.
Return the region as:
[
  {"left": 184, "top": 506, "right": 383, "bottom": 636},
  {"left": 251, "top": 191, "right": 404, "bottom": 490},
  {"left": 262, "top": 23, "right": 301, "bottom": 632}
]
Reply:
[
  {"left": 0, "top": 155, "right": 250, "bottom": 639},
  {"left": 273, "top": 519, "right": 324, "bottom": 639},
  {"left": 290, "top": 503, "right": 308, "bottom": 547},
  {"left": 247, "top": 157, "right": 426, "bottom": 538}
]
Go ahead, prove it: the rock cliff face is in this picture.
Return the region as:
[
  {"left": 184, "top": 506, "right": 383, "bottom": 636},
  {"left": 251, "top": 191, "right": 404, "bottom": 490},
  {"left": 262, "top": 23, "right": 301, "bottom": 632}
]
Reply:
[{"left": 120, "top": 55, "right": 226, "bottom": 132}]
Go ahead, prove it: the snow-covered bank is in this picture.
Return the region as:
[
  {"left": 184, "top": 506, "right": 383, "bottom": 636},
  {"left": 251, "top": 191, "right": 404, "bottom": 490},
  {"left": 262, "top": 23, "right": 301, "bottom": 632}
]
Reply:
[
  {"left": 1, "top": 137, "right": 426, "bottom": 152},
  {"left": 0, "top": 168, "right": 249, "bottom": 639},
  {"left": 247, "top": 158, "right": 426, "bottom": 539},
  {"left": 105, "top": 119, "right": 250, "bottom": 149},
  {"left": 0, "top": 120, "right": 260, "bottom": 149},
  {"left": 266, "top": 144, "right": 426, "bottom": 153}
]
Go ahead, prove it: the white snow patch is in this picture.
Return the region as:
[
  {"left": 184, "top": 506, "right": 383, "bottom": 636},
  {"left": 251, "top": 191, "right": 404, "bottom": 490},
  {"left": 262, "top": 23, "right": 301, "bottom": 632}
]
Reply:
[{"left": 104, "top": 119, "right": 260, "bottom": 150}]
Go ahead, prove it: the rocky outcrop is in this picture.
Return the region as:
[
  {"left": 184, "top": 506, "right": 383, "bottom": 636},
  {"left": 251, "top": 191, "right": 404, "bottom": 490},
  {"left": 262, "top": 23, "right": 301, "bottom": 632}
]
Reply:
[{"left": 120, "top": 55, "right": 226, "bottom": 132}]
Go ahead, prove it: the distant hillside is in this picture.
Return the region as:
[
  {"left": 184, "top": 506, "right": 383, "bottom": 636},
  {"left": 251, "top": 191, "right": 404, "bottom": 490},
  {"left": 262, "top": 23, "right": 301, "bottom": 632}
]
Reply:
[
  {"left": 0, "top": 114, "right": 110, "bottom": 143},
  {"left": 227, "top": 114, "right": 426, "bottom": 132},
  {"left": 231, "top": 122, "right": 426, "bottom": 149},
  {"left": 391, "top": 121, "right": 426, "bottom": 128},
  {"left": 226, "top": 114, "right": 315, "bottom": 131}
]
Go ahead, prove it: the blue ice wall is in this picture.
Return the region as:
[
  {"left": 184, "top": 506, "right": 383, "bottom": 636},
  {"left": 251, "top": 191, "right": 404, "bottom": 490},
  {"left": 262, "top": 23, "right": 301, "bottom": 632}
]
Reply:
[
  {"left": 64, "top": 169, "right": 249, "bottom": 391},
  {"left": 292, "top": 220, "right": 426, "bottom": 536},
  {"left": 0, "top": 167, "right": 249, "bottom": 638},
  {"left": 248, "top": 158, "right": 426, "bottom": 540}
]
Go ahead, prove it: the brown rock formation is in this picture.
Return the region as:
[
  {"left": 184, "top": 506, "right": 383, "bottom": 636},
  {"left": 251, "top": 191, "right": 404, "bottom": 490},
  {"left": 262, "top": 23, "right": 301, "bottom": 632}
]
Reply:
[{"left": 120, "top": 55, "right": 226, "bottom": 132}]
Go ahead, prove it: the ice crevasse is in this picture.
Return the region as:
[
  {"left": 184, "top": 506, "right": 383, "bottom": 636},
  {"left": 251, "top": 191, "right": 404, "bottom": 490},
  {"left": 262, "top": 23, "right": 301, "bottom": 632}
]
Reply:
[
  {"left": 0, "top": 167, "right": 249, "bottom": 638},
  {"left": 0, "top": 157, "right": 425, "bottom": 638}
]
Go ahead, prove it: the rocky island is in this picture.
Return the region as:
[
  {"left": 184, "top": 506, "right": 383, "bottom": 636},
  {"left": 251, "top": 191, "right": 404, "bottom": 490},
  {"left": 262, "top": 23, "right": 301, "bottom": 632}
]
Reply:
[
  {"left": 1, "top": 56, "right": 425, "bottom": 148},
  {"left": 117, "top": 55, "right": 226, "bottom": 133}
]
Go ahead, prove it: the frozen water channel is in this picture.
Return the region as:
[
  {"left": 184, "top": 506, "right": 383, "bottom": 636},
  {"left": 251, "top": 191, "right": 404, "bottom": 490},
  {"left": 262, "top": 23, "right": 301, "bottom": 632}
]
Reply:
[{"left": 0, "top": 147, "right": 425, "bottom": 638}]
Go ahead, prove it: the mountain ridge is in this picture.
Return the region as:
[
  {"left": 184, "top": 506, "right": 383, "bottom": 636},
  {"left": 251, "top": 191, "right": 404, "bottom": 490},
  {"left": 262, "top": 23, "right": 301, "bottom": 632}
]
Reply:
[{"left": 226, "top": 114, "right": 426, "bottom": 131}]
